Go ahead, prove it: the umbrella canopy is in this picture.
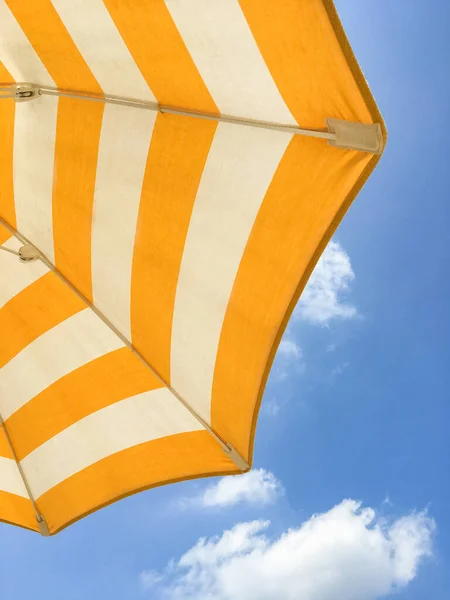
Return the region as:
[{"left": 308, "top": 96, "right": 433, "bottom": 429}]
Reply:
[{"left": 0, "top": 0, "right": 386, "bottom": 536}]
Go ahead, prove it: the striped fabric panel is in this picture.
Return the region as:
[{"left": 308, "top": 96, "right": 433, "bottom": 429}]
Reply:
[
  {"left": 4, "top": 0, "right": 105, "bottom": 295},
  {"left": 102, "top": 0, "right": 218, "bottom": 112},
  {"left": 0, "top": 264, "right": 239, "bottom": 534},
  {"left": 51, "top": 98, "right": 104, "bottom": 302},
  {"left": 53, "top": 91, "right": 101, "bottom": 295},
  {"left": 50, "top": 0, "right": 156, "bottom": 100},
  {"left": 238, "top": 0, "right": 374, "bottom": 127},
  {"left": 131, "top": 113, "right": 217, "bottom": 382},
  {"left": 0, "top": 1, "right": 57, "bottom": 260},
  {"left": 1, "top": 0, "right": 375, "bottom": 122},
  {"left": 0, "top": 428, "right": 13, "bottom": 460},
  {"left": 38, "top": 430, "right": 237, "bottom": 534},
  {"left": 0, "top": 2, "right": 55, "bottom": 86},
  {"left": 21, "top": 388, "right": 203, "bottom": 499},
  {"left": 0, "top": 236, "right": 48, "bottom": 309},
  {"left": 0, "top": 308, "right": 124, "bottom": 420},
  {"left": 0, "top": 1, "right": 384, "bottom": 533},
  {"left": 6, "top": 347, "right": 159, "bottom": 460},
  {"left": 164, "top": 0, "right": 295, "bottom": 124},
  {"left": 13, "top": 96, "right": 58, "bottom": 261},
  {"left": 211, "top": 139, "right": 373, "bottom": 459},
  {"left": 0, "top": 226, "right": 11, "bottom": 246},
  {"left": 0, "top": 272, "right": 85, "bottom": 368},
  {"left": 0, "top": 269, "right": 240, "bottom": 533},
  {"left": 4, "top": 0, "right": 101, "bottom": 91},
  {"left": 171, "top": 122, "right": 292, "bottom": 423},
  {"left": 91, "top": 104, "right": 157, "bottom": 339},
  {"left": 0, "top": 454, "right": 27, "bottom": 498},
  {"left": 0, "top": 430, "right": 36, "bottom": 532},
  {"left": 0, "top": 490, "right": 37, "bottom": 531}
]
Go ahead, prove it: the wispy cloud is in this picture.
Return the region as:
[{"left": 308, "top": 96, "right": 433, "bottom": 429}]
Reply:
[
  {"left": 269, "top": 241, "right": 356, "bottom": 392},
  {"left": 180, "top": 469, "right": 283, "bottom": 510},
  {"left": 278, "top": 339, "right": 302, "bottom": 361},
  {"left": 140, "top": 570, "right": 163, "bottom": 590},
  {"left": 295, "top": 241, "right": 357, "bottom": 325},
  {"left": 272, "top": 339, "right": 304, "bottom": 381},
  {"left": 262, "top": 396, "right": 285, "bottom": 417},
  {"left": 141, "top": 500, "right": 435, "bottom": 600},
  {"left": 331, "top": 361, "right": 350, "bottom": 377}
]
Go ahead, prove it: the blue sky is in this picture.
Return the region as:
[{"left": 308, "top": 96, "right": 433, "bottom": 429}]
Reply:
[{"left": 1, "top": 1, "right": 449, "bottom": 598}]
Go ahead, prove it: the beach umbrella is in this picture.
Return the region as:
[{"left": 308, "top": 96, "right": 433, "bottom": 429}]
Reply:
[{"left": 0, "top": 0, "right": 385, "bottom": 535}]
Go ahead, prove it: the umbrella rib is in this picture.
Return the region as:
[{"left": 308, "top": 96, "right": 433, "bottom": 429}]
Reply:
[
  {"left": 0, "top": 217, "right": 250, "bottom": 476},
  {"left": 0, "top": 245, "right": 21, "bottom": 257},
  {"left": 0, "top": 231, "right": 50, "bottom": 532},
  {"left": 5, "top": 81, "right": 334, "bottom": 139},
  {"left": 2, "top": 82, "right": 384, "bottom": 153},
  {"left": 38, "top": 85, "right": 336, "bottom": 141}
]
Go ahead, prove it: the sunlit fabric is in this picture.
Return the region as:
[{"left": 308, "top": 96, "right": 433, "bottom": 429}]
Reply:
[{"left": 0, "top": 0, "right": 385, "bottom": 535}]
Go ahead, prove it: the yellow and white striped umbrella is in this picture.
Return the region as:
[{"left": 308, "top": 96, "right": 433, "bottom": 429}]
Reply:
[{"left": 0, "top": 0, "right": 386, "bottom": 536}]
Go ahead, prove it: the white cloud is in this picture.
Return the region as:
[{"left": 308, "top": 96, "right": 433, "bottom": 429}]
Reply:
[
  {"left": 140, "top": 570, "right": 163, "bottom": 589},
  {"left": 262, "top": 397, "right": 284, "bottom": 417},
  {"left": 278, "top": 340, "right": 302, "bottom": 361},
  {"left": 272, "top": 339, "right": 304, "bottom": 382},
  {"left": 142, "top": 500, "right": 435, "bottom": 600},
  {"left": 183, "top": 470, "right": 283, "bottom": 509},
  {"left": 296, "top": 241, "right": 357, "bottom": 325}
]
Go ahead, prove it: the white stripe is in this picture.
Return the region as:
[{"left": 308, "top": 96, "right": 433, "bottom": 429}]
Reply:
[
  {"left": 0, "top": 237, "right": 48, "bottom": 310},
  {"left": 0, "top": 309, "right": 124, "bottom": 420},
  {"left": 12, "top": 97, "right": 58, "bottom": 262},
  {"left": 165, "top": 0, "right": 295, "bottom": 125},
  {"left": 21, "top": 388, "right": 201, "bottom": 498},
  {"left": 0, "top": 1, "right": 54, "bottom": 86},
  {"left": 0, "top": 457, "right": 28, "bottom": 498},
  {"left": 92, "top": 104, "right": 156, "bottom": 340},
  {"left": 171, "top": 123, "right": 292, "bottom": 422},
  {"left": 50, "top": 0, "right": 156, "bottom": 100}
]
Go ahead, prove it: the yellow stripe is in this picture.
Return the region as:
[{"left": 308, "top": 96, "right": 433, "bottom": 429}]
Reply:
[
  {"left": 7, "top": 348, "right": 161, "bottom": 460},
  {"left": 0, "top": 491, "right": 37, "bottom": 532},
  {"left": 0, "top": 430, "right": 13, "bottom": 459},
  {"left": 131, "top": 114, "right": 217, "bottom": 381},
  {"left": 0, "top": 62, "right": 15, "bottom": 241},
  {"left": 0, "top": 272, "right": 85, "bottom": 368},
  {"left": 0, "top": 60, "right": 13, "bottom": 82},
  {"left": 52, "top": 98, "right": 104, "bottom": 301},
  {"left": 238, "top": 0, "right": 372, "bottom": 126},
  {"left": 0, "top": 228, "right": 11, "bottom": 246},
  {"left": 5, "top": 0, "right": 100, "bottom": 91},
  {"left": 0, "top": 226, "right": 11, "bottom": 247},
  {"left": 103, "top": 0, "right": 217, "bottom": 112},
  {"left": 37, "top": 430, "right": 237, "bottom": 534},
  {"left": 212, "top": 138, "right": 372, "bottom": 459}
]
